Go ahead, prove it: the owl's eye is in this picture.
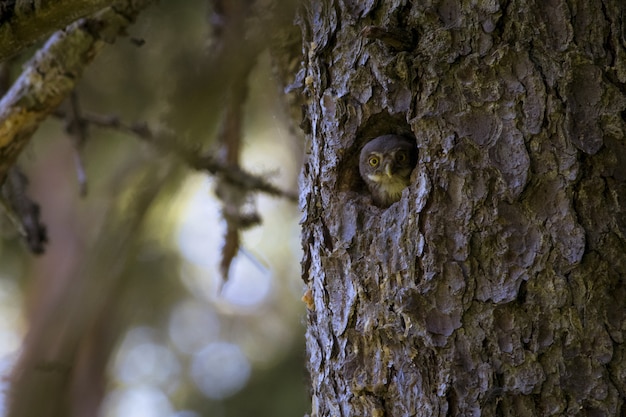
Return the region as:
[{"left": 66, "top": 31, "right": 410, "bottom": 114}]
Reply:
[
  {"left": 368, "top": 156, "right": 379, "bottom": 167},
  {"left": 396, "top": 151, "right": 407, "bottom": 163}
]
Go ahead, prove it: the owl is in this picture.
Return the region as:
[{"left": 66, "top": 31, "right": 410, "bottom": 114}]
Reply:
[{"left": 359, "top": 135, "right": 417, "bottom": 207}]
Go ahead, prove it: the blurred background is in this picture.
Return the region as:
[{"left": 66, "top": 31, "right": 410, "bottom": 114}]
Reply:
[{"left": 0, "top": 1, "right": 308, "bottom": 416}]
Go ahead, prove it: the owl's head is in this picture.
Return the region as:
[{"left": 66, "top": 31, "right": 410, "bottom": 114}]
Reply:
[{"left": 359, "top": 135, "right": 417, "bottom": 207}]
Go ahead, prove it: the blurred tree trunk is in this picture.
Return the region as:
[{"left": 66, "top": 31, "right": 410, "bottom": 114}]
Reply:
[{"left": 298, "top": 1, "right": 626, "bottom": 416}]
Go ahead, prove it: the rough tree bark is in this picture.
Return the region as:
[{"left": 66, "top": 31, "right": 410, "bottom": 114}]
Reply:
[{"left": 299, "top": 1, "right": 626, "bottom": 416}]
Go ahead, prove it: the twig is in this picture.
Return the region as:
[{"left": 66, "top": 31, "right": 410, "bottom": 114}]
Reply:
[
  {"left": 186, "top": 153, "right": 298, "bottom": 201},
  {"left": 65, "top": 91, "right": 89, "bottom": 196},
  {"left": 214, "top": 40, "right": 257, "bottom": 281},
  {"left": 1, "top": 167, "right": 48, "bottom": 254},
  {"left": 52, "top": 109, "right": 299, "bottom": 201}
]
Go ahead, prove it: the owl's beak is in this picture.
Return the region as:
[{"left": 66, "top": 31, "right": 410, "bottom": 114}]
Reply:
[{"left": 385, "top": 163, "right": 393, "bottom": 178}]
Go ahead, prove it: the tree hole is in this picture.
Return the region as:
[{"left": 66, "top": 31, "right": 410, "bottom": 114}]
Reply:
[{"left": 337, "top": 112, "right": 416, "bottom": 200}]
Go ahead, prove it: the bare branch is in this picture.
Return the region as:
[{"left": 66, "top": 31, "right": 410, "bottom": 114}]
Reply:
[
  {"left": 1, "top": 166, "right": 47, "bottom": 254},
  {"left": 65, "top": 91, "right": 89, "bottom": 196},
  {"left": 194, "top": 152, "right": 299, "bottom": 201},
  {"left": 209, "top": 0, "right": 262, "bottom": 281},
  {"left": 52, "top": 110, "right": 300, "bottom": 201}
]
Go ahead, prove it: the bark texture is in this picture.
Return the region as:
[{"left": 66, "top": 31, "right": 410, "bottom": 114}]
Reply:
[{"left": 299, "top": 1, "right": 626, "bottom": 416}]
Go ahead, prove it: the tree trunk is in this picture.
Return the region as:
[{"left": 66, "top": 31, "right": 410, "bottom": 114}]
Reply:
[{"left": 299, "top": 1, "right": 626, "bottom": 416}]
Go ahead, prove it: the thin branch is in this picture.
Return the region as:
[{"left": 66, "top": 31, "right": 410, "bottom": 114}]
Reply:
[
  {"left": 0, "top": 0, "right": 155, "bottom": 183},
  {"left": 65, "top": 91, "right": 89, "bottom": 196},
  {"left": 195, "top": 152, "right": 299, "bottom": 201},
  {"left": 208, "top": 0, "right": 262, "bottom": 281},
  {"left": 52, "top": 110, "right": 299, "bottom": 201},
  {"left": 1, "top": 166, "right": 47, "bottom": 254}
]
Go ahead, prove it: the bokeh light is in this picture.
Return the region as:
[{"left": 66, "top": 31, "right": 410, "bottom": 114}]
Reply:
[
  {"left": 0, "top": 280, "right": 23, "bottom": 357},
  {"left": 168, "top": 300, "right": 220, "bottom": 355},
  {"left": 113, "top": 327, "right": 181, "bottom": 391},
  {"left": 190, "top": 342, "right": 251, "bottom": 399},
  {"left": 101, "top": 385, "right": 174, "bottom": 417}
]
